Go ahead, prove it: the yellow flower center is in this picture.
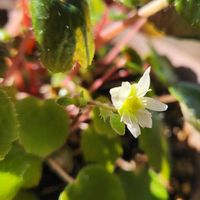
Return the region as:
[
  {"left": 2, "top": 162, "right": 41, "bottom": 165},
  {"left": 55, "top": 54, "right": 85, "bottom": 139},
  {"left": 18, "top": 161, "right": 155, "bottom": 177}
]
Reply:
[{"left": 119, "top": 85, "right": 144, "bottom": 116}]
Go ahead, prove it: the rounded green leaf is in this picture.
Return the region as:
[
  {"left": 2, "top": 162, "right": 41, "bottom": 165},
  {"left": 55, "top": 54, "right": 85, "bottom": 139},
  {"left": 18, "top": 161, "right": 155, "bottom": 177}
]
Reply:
[
  {"left": 16, "top": 96, "right": 69, "bottom": 157},
  {"left": 0, "top": 89, "right": 18, "bottom": 160},
  {"left": 31, "top": 0, "right": 94, "bottom": 73},
  {"left": 0, "top": 145, "right": 42, "bottom": 200},
  {"left": 59, "top": 165, "right": 126, "bottom": 200},
  {"left": 81, "top": 128, "right": 123, "bottom": 171},
  {"left": 139, "top": 114, "right": 170, "bottom": 180},
  {"left": 110, "top": 113, "right": 125, "bottom": 135},
  {"left": 118, "top": 169, "right": 168, "bottom": 200},
  {"left": 169, "top": 82, "right": 200, "bottom": 131},
  {"left": 93, "top": 107, "right": 117, "bottom": 137},
  {"left": 0, "top": 173, "right": 22, "bottom": 200}
]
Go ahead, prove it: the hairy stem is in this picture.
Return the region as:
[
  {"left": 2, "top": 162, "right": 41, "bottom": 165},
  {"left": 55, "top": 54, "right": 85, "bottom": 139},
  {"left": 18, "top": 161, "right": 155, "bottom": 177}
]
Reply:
[{"left": 88, "top": 100, "right": 116, "bottom": 112}]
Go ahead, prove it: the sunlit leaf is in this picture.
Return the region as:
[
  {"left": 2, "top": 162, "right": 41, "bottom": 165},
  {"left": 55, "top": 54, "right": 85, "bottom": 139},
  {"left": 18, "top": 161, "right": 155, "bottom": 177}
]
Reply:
[
  {"left": 81, "top": 128, "right": 123, "bottom": 171},
  {"left": 118, "top": 168, "right": 168, "bottom": 200},
  {"left": 16, "top": 96, "right": 69, "bottom": 157},
  {"left": 0, "top": 173, "right": 22, "bottom": 200},
  {"left": 87, "top": 0, "right": 105, "bottom": 24},
  {"left": 59, "top": 165, "right": 126, "bottom": 200},
  {"left": 0, "top": 145, "right": 42, "bottom": 200},
  {"left": 0, "top": 89, "right": 18, "bottom": 160},
  {"left": 31, "top": 0, "right": 94, "bottom": 73}
]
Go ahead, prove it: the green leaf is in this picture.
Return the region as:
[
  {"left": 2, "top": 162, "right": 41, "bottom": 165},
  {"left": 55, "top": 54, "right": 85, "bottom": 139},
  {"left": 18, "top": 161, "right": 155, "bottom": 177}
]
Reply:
[
  {"left": 174, "top": 0, "right": 200, "bottom": 27},
  {"left": 16, "top": 96, "right": 69, "bottom": 157},
  {"left": 13, "top": 190, "right": 39, "bottom": 200},
  {"left": 57, "top": 96, "right": 77, "bottom": 106},
  {"left": 99, "top": 107, "right": 113, "bottom": 121},
  {"left": 118, "top": 168, "right": 168, "bottom": 200},
  {"left": 139, "top": 114, "right": 171, "bottom": 180},
  {"left": 170, "top": 82, "right": 200, "bottom": 131},
  {"left": 0, "top": 145, "right": 42, "bottom": 200},
  {"left": 150, "top": 7, "right": 200, "bottom": 39},
  {"left": 0, "top": 173, "right": 22, "bottom": 200},
  {"left": 0, "top": 29, "right": 11, "bottom": 42},
  {"left": 0, "top": 89, "right": 18, "bottom": 160},
  {"left": 81, "top": 128, "right": 123, "bottom": 172},
  {"left": 147, "top": 49, "right": 178, "bottom": 86},
  {"left": 110, "top": 114, "right": 125, "bottom": 135},
  {"left": 59, "top": 165, "right": 126, "bottom": 200},
  {"left": 31, "top": 0, "right": 94, "bottom": 73},
  {"left": 93, "top": 107, "right": 117, "bottom": 138}
]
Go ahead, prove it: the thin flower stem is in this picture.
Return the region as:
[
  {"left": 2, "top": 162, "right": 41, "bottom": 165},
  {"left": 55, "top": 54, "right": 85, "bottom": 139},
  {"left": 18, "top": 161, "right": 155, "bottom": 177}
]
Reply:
[
  {"left": 88, "top": 100, "right": 116, "bottom": 112},
  {"left": 47, "top": 158, "right": 75, "bottom": 184}
]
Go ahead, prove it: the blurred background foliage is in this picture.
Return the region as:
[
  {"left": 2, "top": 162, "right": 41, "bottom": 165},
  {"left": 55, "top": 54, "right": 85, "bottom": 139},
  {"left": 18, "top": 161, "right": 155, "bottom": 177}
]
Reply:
[{"left": 1, "top": 0, "right": 200, "bottom": 200}]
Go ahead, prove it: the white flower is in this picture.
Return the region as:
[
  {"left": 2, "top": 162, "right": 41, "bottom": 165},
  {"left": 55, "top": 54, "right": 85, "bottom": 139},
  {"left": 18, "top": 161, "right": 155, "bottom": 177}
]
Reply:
[{"left": 109, "top": 67, "right": 168, "bottom": 138}]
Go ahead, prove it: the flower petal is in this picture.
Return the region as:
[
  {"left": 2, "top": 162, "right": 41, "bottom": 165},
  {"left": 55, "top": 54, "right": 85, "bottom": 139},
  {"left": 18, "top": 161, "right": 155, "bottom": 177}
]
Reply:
[
  {"left": 121, "top": 113, "right": 140, "bottom": 138},
  {"left": 142, "top": 97, "right": 168, "bottom": 111},
  {"left": 127, "top": 122, "right": 141, "bottom": 138},
  {"left": 136, "top": 109, "right": 152, "bottom": 128},
  {"left": 110, "top": 82, "right": 131, "bottom": 109},
  {"left": 136, "top": 67, "right": 151, "bottom": 97}
]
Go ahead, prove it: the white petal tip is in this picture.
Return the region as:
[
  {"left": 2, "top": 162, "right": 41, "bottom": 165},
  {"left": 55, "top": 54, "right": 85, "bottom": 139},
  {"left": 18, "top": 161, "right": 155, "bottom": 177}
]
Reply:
[{"left": 163, "top": 104, "right": 168, "bottom": 111}]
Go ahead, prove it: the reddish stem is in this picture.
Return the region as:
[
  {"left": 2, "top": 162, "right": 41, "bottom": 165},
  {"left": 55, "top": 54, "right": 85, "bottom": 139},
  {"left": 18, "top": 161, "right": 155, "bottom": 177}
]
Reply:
[
  {"left": 103, "top": 17, "right": 147, "bottom": 65},
  {"left": 96, "top": 11, "right": 138, "bottom": 49},
  {"left": 3, "top": 31, "right": 33, "bottom": 89},
  {"left": 89, "top": 57, "right": 127, "bottom": 92},
  {"left": 20, "top": 0, "right": 31, "bottom": 28}
]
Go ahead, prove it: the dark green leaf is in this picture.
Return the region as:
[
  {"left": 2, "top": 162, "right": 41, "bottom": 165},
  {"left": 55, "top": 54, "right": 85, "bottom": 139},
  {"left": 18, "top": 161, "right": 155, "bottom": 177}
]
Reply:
[
  {"left": 81, "top": 128, "right": 123, "bottom": 171},
  {"left": 16, "top": 96, "right": 69, "bottom": 157},
  {"left": 148, "top": 49, "right": 178, "bottom": 86},
  {"left": 170, "top": 82, "right": 200, "bottom": 131},
  {"left": 31, "top": 0, "right": 94, "bottom": 73},
  {"left": 13, "top": 190, "right": 39, "bottom": 200},
  {"left": 150, "top": 7, "right": 200, "bottom": 39}
]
